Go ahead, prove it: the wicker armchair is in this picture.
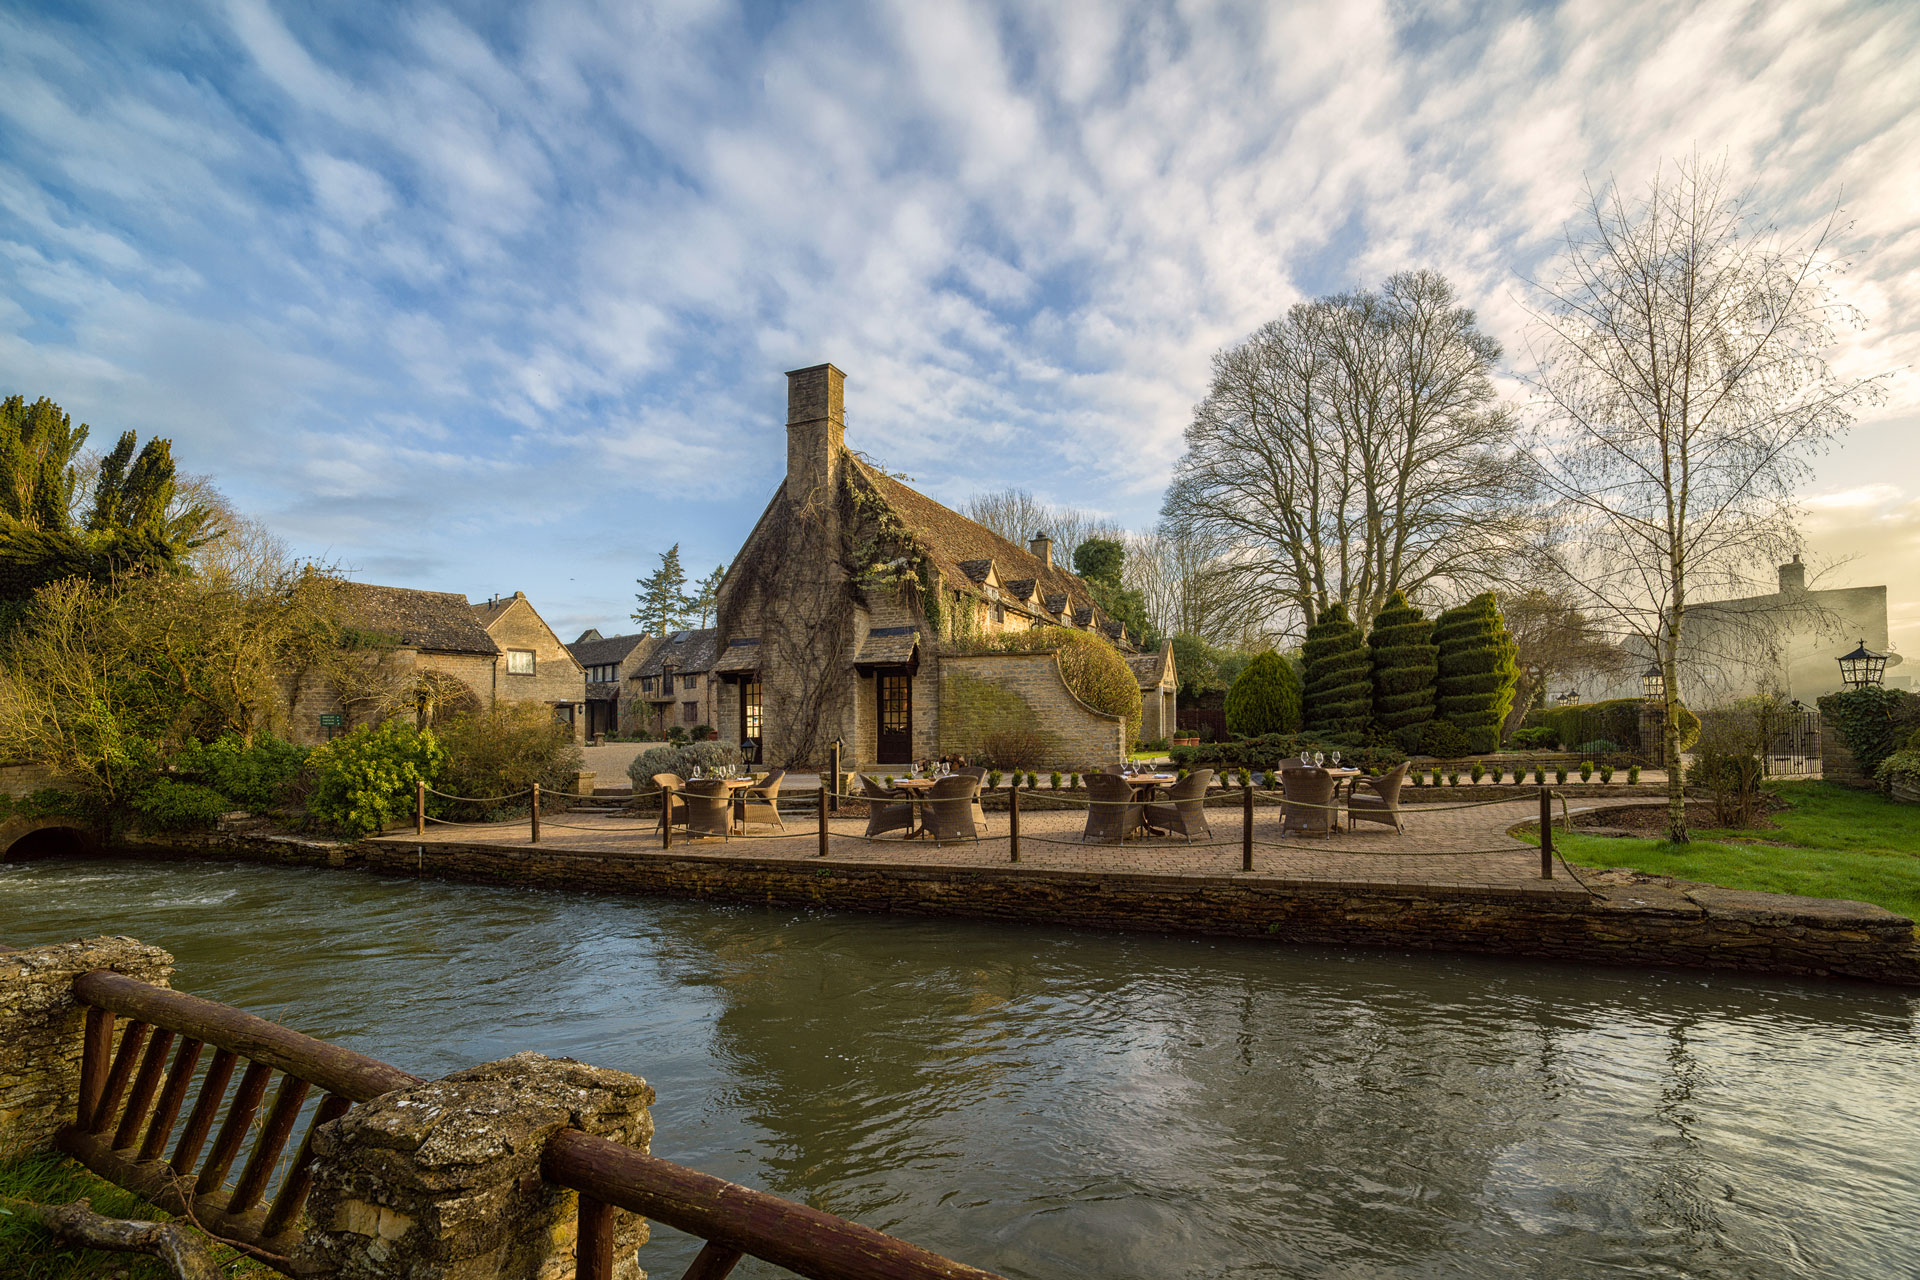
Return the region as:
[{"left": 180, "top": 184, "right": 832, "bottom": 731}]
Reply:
[
  {"left": 1082, "top": 772, "right": 1145, "bottom": 843},
  {"left": 653, "top": 773, "right": 688, "bottom": 833},
  {"left": 954, "top": 766, "right": 989, "bottom": 833},
  {"left": 861, "top": 774, "right": 916, "bottom": 839},
  {"left": 923, "top": 774, "right": 982, "bottom": 845},
  {"left": 682, "top": 779, "right": 734, "bottom": 841},
  {"left": 736, "top": 768, "right": 787, "bottom": 833},
  {"left": 1279, "top": 767, "right": 1336, "bottom": 838},
  {"left": 1143, "top": 769, "right": 1214, "bottom": 843},
  {"left": 1346, "top": 761, "right": 1409, "bottom": 834}
]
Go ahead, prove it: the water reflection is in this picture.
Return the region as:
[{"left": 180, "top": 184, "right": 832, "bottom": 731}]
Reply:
[{"left": 2, "top": 858, "right": 1917, "bottom": 1278}]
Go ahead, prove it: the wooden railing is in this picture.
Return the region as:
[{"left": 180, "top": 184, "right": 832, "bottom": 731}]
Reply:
[
  {"left": 543, "top": 1130, "right": 1006, "bottom": 1280},
  {"left": 53, "top": 971, "right": 1006, "bottom": 1279},
  {"left": 59, "top": 971, "right": 421, "bottom": 1270}
]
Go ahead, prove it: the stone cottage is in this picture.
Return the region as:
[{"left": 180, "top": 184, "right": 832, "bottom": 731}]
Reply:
[
  {"left": 707, "top": 363, "right": 1167, "bottom": 769},
  {"left": 470, "top": 591, "right": 588, "bottom": 741},
  {"left": 567, "top": 630, "right": 659, "bottom": 738},
  {"left": 1129, "top": 641, "right": 1178, "bottom": 744},
  {"left": 281, "top": 582, "right": 502, "bottom": 745},
  {"left": 632, "top": 627, "right": 723, "bottom": 741}
]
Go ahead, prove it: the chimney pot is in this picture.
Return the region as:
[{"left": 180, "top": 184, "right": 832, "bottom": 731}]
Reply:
[{"left": 1778, "top": 556, "right": 1806, "bottom": 595}]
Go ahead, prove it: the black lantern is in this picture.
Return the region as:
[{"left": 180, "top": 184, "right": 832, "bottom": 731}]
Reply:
[
  {"left": 1837, "top": 639, "right": 1888, "bottom": 690},
  {"left": 1556, "top": 689, "right": 1580, "bottom": 706},
  {"left": 1641, "top": 664, "right": 1665, "bottom": 702}
]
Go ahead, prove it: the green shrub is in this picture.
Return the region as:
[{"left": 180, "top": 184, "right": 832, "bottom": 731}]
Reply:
[
  {"left": 1050, "top": 771, "right": 1062, "bottom": 790},
  {"left": 1511, "top": 726, "right": 1555, "bottom": 750},
  {"left": 630, "top": 746, "right": 685, "bottom": 787},
  {"left": 987, "top": 769, "right": 1002, "bottom": 789},
  {"left": 1599, "top": 763, "right": 1614, "bottom": 783},
  {"left": 307, "top": 720, "right": 443, "bottom": 837},
  {"left": 1693, "top": 747, "right": 1764, "bottom": 826},
  {"left": 1820, "top": 687, "right": 1920, "bottom": 780},
  {"left": 130, "top": 778, "right": 230, "bottom": 831},
  {"left": 1470, "top": 760, "right": 1485, "bottom": 784},
  {"left": 1429, "top": 767, "right": 1442, "bottom": 787},
  {"left": 1575, "top": 739, "right": 1618, "bottom": 755},
  {"left": 1367, "top": 591, "right": 1437, "bottom": 750},
  {"left": 1628, "top": 764, "right": 1641, "bottom": 785},
  {"left": 1447, "top": 771, "right": 1460, "bottom": 786},
  {"left": 1237, "top": 767, "right": 1252, "bottom": 788},
  {"left": 1071, "top": 773, "right": 1082, "bottom": 790},
  {"left": 1908, "top": 727, "right": 1920, "bottom": 752},
  {"left": 1579, "top": 760, "right": 1594, "bottom": 782},
  {"left": 1874, "top": 749, "right": 1920, "bottom": 793},
  {"left": 1532, "top": 766, "right": 1548, "bottom": 785},
  {"left": 1554, "top": 765, "right": 1568, "bottom": 784},
  {"left": 1224, "top": 649, "right": 1302, "bottom": 737},
  {"left": 691, "top": 723, "right": 714, "bottom": 742},
  {"left": 1421, "top": 720, "right": 1472, "bottom": 760},
  {"left": 175, "top": 733, "right": 310, "bottom": 811},
  {"left": 437, "top": 704, "right": 585, "bottom": 815},
  {"left": 683, "top": 740, "right": 745, "bottom": 774},
  {"left": 1169, "top": 732, "right": 1403, "bottom": 776},
  {"left": 1432, "top": 593, "right": 1516, "bottom": 752},
  {"left": 1303, "top": 606, "right": 1370, "bottom": 736}
]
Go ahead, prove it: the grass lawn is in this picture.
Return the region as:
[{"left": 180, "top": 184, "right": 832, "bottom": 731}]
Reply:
[
  {"left": 1535, "top": 781, "right": 1920, "bottom": 919},
  {"left": 0, "top": 1154, "right": 268, "bottom": 1279}
]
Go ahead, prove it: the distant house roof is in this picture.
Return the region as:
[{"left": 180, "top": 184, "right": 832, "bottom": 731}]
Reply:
[
  {"left": 339, "top": 582, "right": 500, "bottom": 657},
  {"left": 634, "top": 628, "right": 719, "bottom": 676},
  {"left": 850, "top": 460, "right": 1118, "bottom": 640},
  {"left": 1127, "top": 642, "right": 1176, "bottom": 689},
  {"left": 567, "top": 632, "right": 654, "bottom": 669},
  {"left": 469, "top": 594, "right": 523, "bottom": 628}
]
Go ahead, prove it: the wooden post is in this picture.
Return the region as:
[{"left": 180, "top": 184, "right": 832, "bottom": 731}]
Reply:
[
  {"left": 1009, "top": 783, "right": 1020, "bottom": 863},
  {"left": 1242, "top": 782, "right": 1254, "bottom": 871},
  {"left": 416, "top": 781, "right": 426, "bottom": 836},
  {"left": 661, "top": 785, "right": 673, "bottom": 849},
  {"left": 576, "top": 1194, "right": 616, "bottom": 1280},
  {"left": 1539, "top": 785, "right": 1554, "bottom": 879},
  {"left": 816, "top": 785, "right": 829, "bottom": 858},
  {"left": 828, "top": 742, "right": 841, "bottom": 814},
  {"left": 530, "top": 783, "right": 541, "bottom": 844}
]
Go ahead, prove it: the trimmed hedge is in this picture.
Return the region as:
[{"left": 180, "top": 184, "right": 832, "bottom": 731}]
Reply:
[
  {"left": 1169, "top": 732, "right": 1404, "bottom": 777},
  {"left": 1819, "top": 686, "right": 1920, "bottom": 782},
  {"left": 1524, "top": 697, "right": 1700, "bottom": 755},
  {"left": 1433, "top": 592, "right": 1516, "bottom": 753},
  {"left": 1224, "top": 649, "right": 1301, "bottom": 737},
  {"left": 1303, "top": 604, "right": 1370, "bottom": 736},
  {"left": 1367, "top": 591, "right": 1437, "bottom": 751}
]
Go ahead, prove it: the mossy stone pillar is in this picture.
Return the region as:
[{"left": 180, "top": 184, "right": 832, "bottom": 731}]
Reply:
[{"left": 298, "top": 1051, "right": 655, "bottom": 1280}]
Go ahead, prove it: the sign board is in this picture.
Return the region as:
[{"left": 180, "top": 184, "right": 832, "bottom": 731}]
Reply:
[{"left": 319, "top": 714, "right": 344, "bottom": 727}]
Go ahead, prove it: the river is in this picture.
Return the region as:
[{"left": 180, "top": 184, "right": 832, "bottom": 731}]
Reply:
[{"left": 4, "top": 856, "right": 1918, "bottom": 1278}]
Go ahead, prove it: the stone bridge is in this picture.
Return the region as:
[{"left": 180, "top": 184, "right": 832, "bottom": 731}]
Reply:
[{"left": 0, "top": 763, "right": 91, "bottom": 860}]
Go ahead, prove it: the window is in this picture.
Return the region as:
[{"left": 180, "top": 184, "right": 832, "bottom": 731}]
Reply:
[
  {"left": 743, "top": 679, "right": 762, "bottom": 742},
  {"left": 661, "top": 673, "right": 674, "bottom": 695},
  {"left": 640, "top": 676, "right": 654, "bottom": 693},
  {"left": 684, "top": 673, "right": 698, "bottom": 689},
  {"left": 507, "top": 649, "right": 535, "bottom": 675},
  {"left": 682, "top": 701, "right": 699, "bottom": 723}
]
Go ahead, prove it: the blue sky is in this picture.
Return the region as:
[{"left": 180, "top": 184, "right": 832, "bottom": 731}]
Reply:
[{"left": 3, "top": 0, "right": 1917, "bottom": 650}]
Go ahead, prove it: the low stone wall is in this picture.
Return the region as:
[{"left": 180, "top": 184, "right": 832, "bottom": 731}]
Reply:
[
  {"left": 938, "top": 653, "right": 1127, "bottom": 769},
  {"left": 113, "top": 829, "right": 1920, "bottom": 986},
  {"left": 0, "top": 937, "right": 174, "bottom": 1158}
]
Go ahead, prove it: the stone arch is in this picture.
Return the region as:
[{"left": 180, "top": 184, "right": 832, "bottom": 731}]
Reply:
[{"left": 0, "top": 817, "right": 95, "bottom": 861}]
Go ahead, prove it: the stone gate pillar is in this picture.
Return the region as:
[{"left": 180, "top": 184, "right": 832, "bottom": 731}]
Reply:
[
  {"left": 298, "top": 1051, "right": 655, "bottom": 1280},
  {"left": 0, "top": 936, "right": 174, "bottom": 1159}
]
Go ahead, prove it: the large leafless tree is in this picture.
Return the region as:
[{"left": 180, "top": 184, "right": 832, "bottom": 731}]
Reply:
[
  {"left": 1162, "top": 270, "right": 1529, "bottom": 637},
  {"left": 961, "top": 488, "right": 1123, "bottom": 570},
  {"left": 1521, "top": 157, "right": 1883, "bottom": 842}
]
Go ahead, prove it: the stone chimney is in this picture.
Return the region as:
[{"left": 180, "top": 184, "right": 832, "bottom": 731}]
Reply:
[
  {"left": 1030, "top": 531, "right": 1053, "bottom": 570},
  {"left": 785, "top": 363, "right": 846, "bottom": 506},
  {"left": 1779, "top": 555, "right": 1806, "bottom": 595}
]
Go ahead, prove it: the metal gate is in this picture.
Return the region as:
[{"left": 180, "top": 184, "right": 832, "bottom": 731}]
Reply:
[{"left": 1763, "top": 704, "right": 1822, "bottom": 778}]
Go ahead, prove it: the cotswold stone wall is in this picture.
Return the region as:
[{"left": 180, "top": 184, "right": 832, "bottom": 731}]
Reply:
[
  {"left": 939, "top": 653, "right": 1127, "bottom": 770},
  {"left": 485, "top": 596, "right": 587, "bottom": 728},
  {"left": 123, "top": 830, "right": 1920, "bottom": 986},
  {"left": 0, "top": 937, "right": 174, "bottom": 1158}
]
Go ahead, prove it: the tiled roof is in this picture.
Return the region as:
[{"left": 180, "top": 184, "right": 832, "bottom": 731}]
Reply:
[
  {"left": 340, "top": 582, "right": 499, "bottom": 657},
  {"left": 712, "top": 637, "right": 761, "bottom": 674},
  {"left": 567, "top": 632, "right": 654, "bottom": 669},
  {"left": 854, "top": 627, "right": 920, "bottom": 666},
  {"left": 469, "top": 595, "right": 520, "bottom": 628},
  {"left": 853, "top": 461, "right": 1106, "bottom": 628},
  {"left": 1043, "top": 592, "right": 1068, "bottom": 616},
  {"left": 1003, "top": 578, "right": 1036, "bottom": 601},
  {"left": 1127, "top": 652, "right": 1166, "bottom": 685},
  {"left": 634, "top": 627, "right": 718, "bottom": 676}
]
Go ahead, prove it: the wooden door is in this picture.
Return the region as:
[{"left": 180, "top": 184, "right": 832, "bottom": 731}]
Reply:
[{"left": 876, "top": 672, "right": 912, "bottom": 764}]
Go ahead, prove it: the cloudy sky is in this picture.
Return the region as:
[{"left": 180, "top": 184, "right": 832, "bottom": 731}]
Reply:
[{"left": 3, "top": 0, "right": 1916, "bottom": 652}]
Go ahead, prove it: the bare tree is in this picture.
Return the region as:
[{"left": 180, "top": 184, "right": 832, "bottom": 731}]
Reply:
[
  {"left": 1163, "top": 270, "right": 1530, "bottom": 636},
  {"left": 962, "top": 488, "right": 1123, "bottom": 570},
  {"left": 1501, "top": 587, "right": 1632, "bottom": 735},
  {"left": 1521, "top": 157, "right": 1884, "bottom": 841},
  {"left": 1124, "top": 524, "right": 1279, "bottom": 649}
]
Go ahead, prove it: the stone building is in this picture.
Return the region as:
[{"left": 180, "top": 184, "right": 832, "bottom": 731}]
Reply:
[
  {"left": 471, "top": 591, "right": 587, "bottom": 741},
  {"left": 281, "top": 582, "right": 501, "bottom": 745},
  {"left": 566, "top": 629, "right": 659, "bottom": 738},
  {"left": 632, "top": 628, "right": 722, "bottom": 740},
  {"left": 707, "top": 362, "right": 1166, "bottom": 769},
  {"left": 1129, "top": 641, "right": 1178, "bottom": 744}
]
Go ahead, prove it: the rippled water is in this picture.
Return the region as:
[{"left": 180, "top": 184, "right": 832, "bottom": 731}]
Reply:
[{"left": 4, "top": 857, "right": 1919, "bottom": 1278}]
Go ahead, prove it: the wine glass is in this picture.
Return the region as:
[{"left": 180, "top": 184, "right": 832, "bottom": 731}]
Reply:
[
  {"left": 1313, "top": 751, "right": 1325, "bottom": 768},
  {"left": 1331, "top": 751, "right": 1341, "bottom": 768},
  {"left": 1300, "top": 751, "right": 1311, "bottom": 767}
]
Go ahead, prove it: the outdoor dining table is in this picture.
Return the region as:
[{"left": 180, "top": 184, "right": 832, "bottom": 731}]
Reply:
[
  {"left": 886, "top": 776, "right": 941, "bottom": 836},
  {"left": 1119, "top": 772, "right": 1179, "bottom": 802}
]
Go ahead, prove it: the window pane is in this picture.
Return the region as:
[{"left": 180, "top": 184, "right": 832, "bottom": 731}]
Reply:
[{"left": 508, "top": 650, "right": 535, "bottom": 675}]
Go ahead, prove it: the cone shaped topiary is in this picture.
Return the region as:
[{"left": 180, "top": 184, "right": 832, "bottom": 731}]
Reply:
[
  {"left": 1433, "top": 592, "right": 1517, "bottom": 753},
  {"left": 1303, "top": 603, "right": 1371, "bottom": 736},
  {"left": 1224, "top": 649, "right": 1301, "bottom": 737},
  {"left": 1367, "top": 590, "right": 1437, "bottom": 751}
]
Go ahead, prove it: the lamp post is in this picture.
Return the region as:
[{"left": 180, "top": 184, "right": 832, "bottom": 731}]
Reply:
[
  {"left": 1837, "top": 639, "right": 1888, "bottom": 690},
  {"left": 1556, "top": 689, "right": 1580, "bottom": 706},
  {"left": 1640, "top": 664, "right": 1665, "bottom": 702}
]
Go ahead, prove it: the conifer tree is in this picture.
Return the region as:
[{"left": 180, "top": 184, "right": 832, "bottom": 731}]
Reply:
[
  {"left": 691, "top": 564, "right": 726, "bottom": 627},
  {"left": 1433, "top": 592, "right": 1518, "bottom": 753},
  {"left": 1223, "top": 649, "right": 1301, "bottom": 737},
  {"left": 1302, "top": 604, "right": 1371, "bottom": 737},
  {"left": 1368, "top": 590, "right": 1438, "bottom": 751},
  {"left": 632, "top": 544, "right": 692, "bottom": 634}
]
